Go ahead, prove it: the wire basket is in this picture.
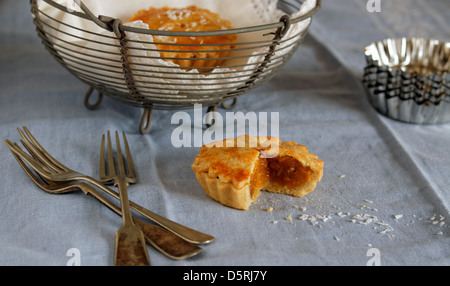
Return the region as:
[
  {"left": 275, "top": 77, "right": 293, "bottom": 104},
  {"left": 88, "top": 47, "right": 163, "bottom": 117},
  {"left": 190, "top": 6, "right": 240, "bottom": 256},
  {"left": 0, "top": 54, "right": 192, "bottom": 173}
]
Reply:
[{"left": 30, "top": 0, "right": 321, "bottom": 133}]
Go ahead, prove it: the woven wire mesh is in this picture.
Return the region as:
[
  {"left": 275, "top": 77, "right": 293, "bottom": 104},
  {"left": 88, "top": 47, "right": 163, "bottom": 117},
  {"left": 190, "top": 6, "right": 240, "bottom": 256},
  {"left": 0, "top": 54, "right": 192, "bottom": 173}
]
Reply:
[{"left": 30, "top": 0, "right": 320, "bottom": 132}]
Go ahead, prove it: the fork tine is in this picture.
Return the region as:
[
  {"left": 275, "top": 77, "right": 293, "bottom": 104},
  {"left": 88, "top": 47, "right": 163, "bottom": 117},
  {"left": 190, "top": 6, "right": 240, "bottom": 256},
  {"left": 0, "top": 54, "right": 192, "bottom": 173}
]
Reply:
[
  {"left": 10, "top": 143, "right": 49, "bottom": 189},
  {"left": 18, "top": 127, "right": 67, "bottom": 172},
  {"left": 9, "top": 145, "right": 73, "bottom": 196},
  {"left": 19, "top": 139, "right": 54, "bottom": 175},
  {"left": 17, "top": 129, "right": 59, "bottom": 172},
  {"left": 4, "top": 139, "right": 52, "bottom": 180},
  {"left": 107, "top": 131, "right": 116, "bottom": 177},
  {"left": 99, "top": 134, "right": 107, "bottom": 179},
  {"left": 122, "top": 132, "right": 136, "bottom": 180},
  {"left": 115, "top": 131, "right": 126, "bottom": 177}
]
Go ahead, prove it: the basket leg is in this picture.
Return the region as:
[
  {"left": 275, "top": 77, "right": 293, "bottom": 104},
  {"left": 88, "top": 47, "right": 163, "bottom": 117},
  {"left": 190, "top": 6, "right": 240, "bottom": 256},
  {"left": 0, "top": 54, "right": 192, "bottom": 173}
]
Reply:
[
  {"left": 205, "top": 105, "right": 217, "bottom": 128},
  {"left": 205, "top": 100, "right": 237, "bottom": 128},
  {"left": 139, "top": 108, "right": 153, "bottom": 134},
  {"left": 221, "top": 98, "right": 238, "bottom": 110},
  {"left": 84, "top": 87, "right": 103, "bottom": 110}
]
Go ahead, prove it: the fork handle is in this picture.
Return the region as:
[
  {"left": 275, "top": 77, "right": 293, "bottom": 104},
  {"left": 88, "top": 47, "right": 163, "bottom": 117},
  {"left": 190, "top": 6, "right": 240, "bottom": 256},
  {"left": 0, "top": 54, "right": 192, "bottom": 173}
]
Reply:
[
  {"left": 128, "top": 199, "right": 215, "bottom": 245},
  {"left": 86, "top": 176, "right": 215, "bottom": 245},
  {"left": 115, "top": 178, "right": 134, "bottom": 227},
  {"left": 79, "top": 182, "right": 202, "bottom": 259}
]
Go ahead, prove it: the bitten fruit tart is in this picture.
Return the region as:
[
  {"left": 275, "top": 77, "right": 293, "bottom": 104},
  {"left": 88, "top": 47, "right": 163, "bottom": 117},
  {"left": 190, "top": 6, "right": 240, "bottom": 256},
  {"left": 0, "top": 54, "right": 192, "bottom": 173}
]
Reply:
[
  {"left": 127, "top": 6, "right": 237, "bottom": 73},
  {"left": 191, "top": 135, "right": 324, "bottom": 210}
]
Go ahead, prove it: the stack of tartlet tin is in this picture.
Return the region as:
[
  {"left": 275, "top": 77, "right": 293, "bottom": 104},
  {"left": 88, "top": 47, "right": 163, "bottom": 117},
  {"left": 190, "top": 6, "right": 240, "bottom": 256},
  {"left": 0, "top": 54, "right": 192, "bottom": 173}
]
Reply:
[{"left": 363, "top": 38, "right": 450, "bottom": 124}]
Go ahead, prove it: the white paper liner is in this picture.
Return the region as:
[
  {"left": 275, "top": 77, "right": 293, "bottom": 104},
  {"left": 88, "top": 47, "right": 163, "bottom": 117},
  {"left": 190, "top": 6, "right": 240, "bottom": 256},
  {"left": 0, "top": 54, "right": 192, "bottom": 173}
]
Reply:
[{"left": 37, "top": 0, "right": 316, "bottom": 98}]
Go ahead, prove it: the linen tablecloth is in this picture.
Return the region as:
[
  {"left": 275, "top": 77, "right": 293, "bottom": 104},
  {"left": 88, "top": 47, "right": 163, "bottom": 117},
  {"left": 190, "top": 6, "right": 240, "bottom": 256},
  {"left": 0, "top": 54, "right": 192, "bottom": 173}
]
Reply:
[{"left": 1, "top": 0, "right": 449, "bottom": 266}]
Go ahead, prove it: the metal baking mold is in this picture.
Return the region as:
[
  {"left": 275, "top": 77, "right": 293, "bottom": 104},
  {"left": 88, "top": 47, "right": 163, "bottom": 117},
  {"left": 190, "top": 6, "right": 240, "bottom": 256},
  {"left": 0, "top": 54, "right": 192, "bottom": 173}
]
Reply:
[{"left": 363, "top": 38, "right": 450, "bottom": 124}]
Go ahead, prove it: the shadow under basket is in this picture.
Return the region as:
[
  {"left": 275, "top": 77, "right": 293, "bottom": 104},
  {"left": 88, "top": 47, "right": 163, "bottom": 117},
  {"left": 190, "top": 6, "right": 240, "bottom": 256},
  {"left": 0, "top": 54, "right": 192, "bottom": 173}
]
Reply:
[{"left": 31, "top": 0, "right": 321, "bottom": 134}]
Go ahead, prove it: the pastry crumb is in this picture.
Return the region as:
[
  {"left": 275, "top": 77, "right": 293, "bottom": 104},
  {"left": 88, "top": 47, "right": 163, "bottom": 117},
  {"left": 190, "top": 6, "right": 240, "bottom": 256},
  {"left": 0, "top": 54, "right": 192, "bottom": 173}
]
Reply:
[
  {"left": 394, "top": 214, "right": 403, "bottom": 220},
  {"left": 285, "top": 215, "right": 293, "bottom": 221},
  {"left": 266, "top": 207, "right": 274, "bottom": 212}
]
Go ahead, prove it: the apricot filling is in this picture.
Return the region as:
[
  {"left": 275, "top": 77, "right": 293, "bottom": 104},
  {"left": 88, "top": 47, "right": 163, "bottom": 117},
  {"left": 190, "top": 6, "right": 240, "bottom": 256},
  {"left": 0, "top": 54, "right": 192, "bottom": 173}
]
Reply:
[
  {"left": 267, "top": 156, "right": 310, "bottom": 190},
  {"left": 249, "top": 155, "right": 311, "bottom": 198}
]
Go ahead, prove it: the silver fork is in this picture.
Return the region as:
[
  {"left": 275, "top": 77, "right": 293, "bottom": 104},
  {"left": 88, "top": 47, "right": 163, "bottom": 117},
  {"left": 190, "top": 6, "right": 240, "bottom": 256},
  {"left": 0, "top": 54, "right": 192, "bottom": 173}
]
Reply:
[
  {"left": 7, "top": 142, "right": 202, "bottom": 260},
  {"left": 3, "top": 127, "right": 214, "bottom": 245},
  {"left": 99, "top": 131, "right": 150, "bottom": 266}
]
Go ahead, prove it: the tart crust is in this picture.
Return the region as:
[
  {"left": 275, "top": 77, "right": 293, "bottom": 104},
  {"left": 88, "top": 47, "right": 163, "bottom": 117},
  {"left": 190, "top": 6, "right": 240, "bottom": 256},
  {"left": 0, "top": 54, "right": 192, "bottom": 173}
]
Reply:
[{"left": 191, "top": 135, "right": 324, "bottom": 210}]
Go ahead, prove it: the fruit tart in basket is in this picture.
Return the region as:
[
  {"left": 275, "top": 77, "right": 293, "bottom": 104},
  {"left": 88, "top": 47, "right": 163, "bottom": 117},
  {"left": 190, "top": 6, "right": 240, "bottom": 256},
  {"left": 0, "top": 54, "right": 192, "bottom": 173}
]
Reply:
[{"left": 128, "top": 5, "right": 238, "bottom": 73}]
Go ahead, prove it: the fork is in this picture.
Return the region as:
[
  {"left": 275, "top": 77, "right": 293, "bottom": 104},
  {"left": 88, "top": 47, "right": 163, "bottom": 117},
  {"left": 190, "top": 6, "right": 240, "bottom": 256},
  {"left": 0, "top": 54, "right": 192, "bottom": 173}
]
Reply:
[
  {"left": 99, "top": 131, "right": 150, "bottom": 266},
  {"left": 8, "top": 142, "right": 202, "bottom": 260},
  {"left": 3, "top": 127, "right": 214, "bottom": 245}
]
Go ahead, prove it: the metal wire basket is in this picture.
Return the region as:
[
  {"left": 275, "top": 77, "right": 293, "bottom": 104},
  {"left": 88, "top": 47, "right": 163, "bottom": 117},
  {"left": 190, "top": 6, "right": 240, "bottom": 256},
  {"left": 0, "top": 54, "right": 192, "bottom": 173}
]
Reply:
[{"left": 31, "top": 0, "right": 321, "bottom": 133}]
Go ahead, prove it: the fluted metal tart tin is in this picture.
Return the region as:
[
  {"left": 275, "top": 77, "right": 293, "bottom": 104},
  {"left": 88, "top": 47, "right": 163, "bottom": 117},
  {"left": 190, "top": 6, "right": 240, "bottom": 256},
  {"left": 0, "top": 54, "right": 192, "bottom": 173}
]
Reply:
[{"left": 363, "top": 38, "right": 450, "bottom": 124}]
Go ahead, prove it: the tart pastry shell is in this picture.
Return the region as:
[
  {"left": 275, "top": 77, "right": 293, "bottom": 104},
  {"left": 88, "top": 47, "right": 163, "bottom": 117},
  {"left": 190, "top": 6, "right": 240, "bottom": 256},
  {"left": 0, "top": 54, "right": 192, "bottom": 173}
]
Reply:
[
  {"left": 192, "top": 135, "right": 324, "bottom": 210},
  {"left": 194, "top": 172, "right": 256, "bottom": 210}
]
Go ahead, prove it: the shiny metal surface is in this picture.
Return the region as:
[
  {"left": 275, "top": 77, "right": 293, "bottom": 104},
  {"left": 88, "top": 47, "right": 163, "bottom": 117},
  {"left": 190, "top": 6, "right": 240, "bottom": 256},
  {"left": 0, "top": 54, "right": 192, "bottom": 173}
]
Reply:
[
  {"left": 363, "top": 38, "right": 450, "bottom": 124},
  {"left": 7, "top": 144, "right": 202, "bottom": 260},
  {"left": 4, "top": 127, "right": 215, "bottom": 245},
  {"left": 99, "top": 131, "right": 150, "bottom": 266}
]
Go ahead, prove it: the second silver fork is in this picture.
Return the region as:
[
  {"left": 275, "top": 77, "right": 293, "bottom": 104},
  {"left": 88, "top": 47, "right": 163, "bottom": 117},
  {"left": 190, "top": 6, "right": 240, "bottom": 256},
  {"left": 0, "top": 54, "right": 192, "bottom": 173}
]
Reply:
[{"left": 100, "top": 131, "right": 150, "bottom": 266}]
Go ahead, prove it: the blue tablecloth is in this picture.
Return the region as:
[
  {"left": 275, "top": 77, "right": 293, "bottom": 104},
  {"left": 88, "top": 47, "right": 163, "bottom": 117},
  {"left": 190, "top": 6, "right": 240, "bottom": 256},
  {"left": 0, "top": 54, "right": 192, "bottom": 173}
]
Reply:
[{"left": 1, "top": 0, "right": 449, "bottom": 266}]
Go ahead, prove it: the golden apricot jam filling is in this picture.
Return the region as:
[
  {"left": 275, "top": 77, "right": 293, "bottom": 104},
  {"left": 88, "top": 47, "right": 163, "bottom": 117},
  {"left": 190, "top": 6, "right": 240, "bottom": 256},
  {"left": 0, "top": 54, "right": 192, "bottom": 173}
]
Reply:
[
  {"left": 267, "top": 156, "right": 310, "bottom": 190},
  {"left": 250, "top": 155, "right": 311, "bottom": 196}
]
